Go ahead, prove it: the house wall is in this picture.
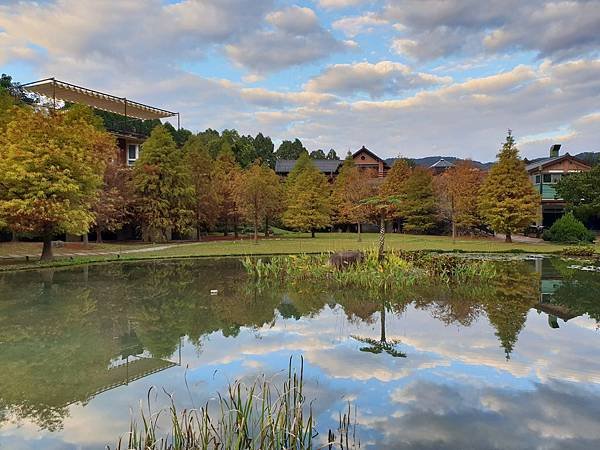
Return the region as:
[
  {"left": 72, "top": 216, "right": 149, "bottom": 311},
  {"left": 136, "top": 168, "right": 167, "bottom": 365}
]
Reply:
[
  {"left": 528, "top": 156, "right": 591, "bottom": 227},
  {"left": 353, "top": 150, "right": 386, "bottom": 177}
]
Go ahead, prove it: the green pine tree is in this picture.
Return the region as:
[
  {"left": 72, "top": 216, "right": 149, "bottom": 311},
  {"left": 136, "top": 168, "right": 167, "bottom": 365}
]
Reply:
[
  {"left": 283, "top": 155, "right": 331, "bottom": 237},
  {"left": 132, "top": 125, "right": 194, "bottom": 242},
  {"left": 403, "top": 167, "right": 437, "bottom": 233},
  {"left": 479, "top": 131, "right": 541, "bottom": 242}
]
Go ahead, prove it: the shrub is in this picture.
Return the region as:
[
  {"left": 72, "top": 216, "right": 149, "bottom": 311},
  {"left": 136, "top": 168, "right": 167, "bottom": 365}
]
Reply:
[{"left": 542, "top": 212, "right": 595, "bottom": 244}]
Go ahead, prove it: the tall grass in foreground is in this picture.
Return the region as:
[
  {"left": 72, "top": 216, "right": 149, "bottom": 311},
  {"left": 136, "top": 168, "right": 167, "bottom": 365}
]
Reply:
[
  {"left": 111, "top": 358, "right": 358, "bottom": 450},
  {"left": 242, "top": 249, "right": 496, "bottom": 290}
]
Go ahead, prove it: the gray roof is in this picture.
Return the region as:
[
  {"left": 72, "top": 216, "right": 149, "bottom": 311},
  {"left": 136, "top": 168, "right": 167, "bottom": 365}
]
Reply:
[
  {"left": 525, "top": 157, "right": 560, "bottom": 172},
  {"left": 275, "top": 159, "right": 342, "bottom": 174},
  {"left": 429, "top": 158, "right": 455, "bottom": 169}
]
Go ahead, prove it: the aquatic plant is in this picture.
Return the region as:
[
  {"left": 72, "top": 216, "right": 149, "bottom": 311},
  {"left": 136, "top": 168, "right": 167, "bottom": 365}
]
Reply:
[
  {"left": 560, "top": 245, "right": 597, "bottom": 258},
  {"left": 242, "top": 249, "right": 496, "bottom": 290},
  {"left": 111, "top": 358, "right": 358, "bottom": 450}
]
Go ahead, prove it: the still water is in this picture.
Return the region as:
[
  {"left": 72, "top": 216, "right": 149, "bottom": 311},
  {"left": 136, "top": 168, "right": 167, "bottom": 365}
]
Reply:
[{"left": 0, "top": 257, "right": 599, "bottom": 449}]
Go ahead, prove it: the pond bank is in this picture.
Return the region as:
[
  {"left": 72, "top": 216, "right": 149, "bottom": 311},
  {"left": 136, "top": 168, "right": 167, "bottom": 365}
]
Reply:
[{"left": 0, "top": 233, "right": 593, "bottom": 272}]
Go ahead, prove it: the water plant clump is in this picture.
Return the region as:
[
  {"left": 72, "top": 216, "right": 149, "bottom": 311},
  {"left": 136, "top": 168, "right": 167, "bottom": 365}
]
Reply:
[
  {"left": 112, "top": 358, "right": 358, "bottom": 450},
  {"left": 242, "top": 249, "right": 496, "bottom": 289}
]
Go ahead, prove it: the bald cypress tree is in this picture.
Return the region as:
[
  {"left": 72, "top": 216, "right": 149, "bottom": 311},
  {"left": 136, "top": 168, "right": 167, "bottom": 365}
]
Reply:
[
  {"left": 283, "top": 154, "right": 331, "bottom": 237},
  {"left": 479, "top": 131, "right": 540, "bottom": 242}
]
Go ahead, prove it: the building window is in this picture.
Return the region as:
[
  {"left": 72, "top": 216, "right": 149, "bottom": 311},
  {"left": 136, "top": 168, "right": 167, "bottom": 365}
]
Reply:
[
  {"left": 542, "top": 173, "right": 552, "bottom": 183},
  {"left": 535, "top": 175, "right": 541, "bottom": 184},
  {"left": 551, "top": 173, "right": 562, "bottom": 184},
  {"left": 127, "top": 144, "right": 139, "bottom": 166}
]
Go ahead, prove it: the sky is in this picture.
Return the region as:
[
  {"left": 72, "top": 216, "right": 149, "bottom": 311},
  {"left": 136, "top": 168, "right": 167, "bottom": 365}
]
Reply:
[{"left": 0, "top": 0, "right": 599, "bottom": 161}]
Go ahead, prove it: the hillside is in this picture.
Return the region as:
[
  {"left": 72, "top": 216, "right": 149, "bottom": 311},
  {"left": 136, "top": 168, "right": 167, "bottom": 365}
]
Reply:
[{"left": 386, "top": 151, "right": 599, "bottom": 170}]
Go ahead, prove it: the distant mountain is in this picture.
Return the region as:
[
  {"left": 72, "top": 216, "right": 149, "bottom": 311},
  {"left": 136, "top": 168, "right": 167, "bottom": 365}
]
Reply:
[
  {"left": 385, "top": 156, "right": 493, "bottom": 170},
  {"left": 386, "top": 151, "right": 599, "bottom": 170}
]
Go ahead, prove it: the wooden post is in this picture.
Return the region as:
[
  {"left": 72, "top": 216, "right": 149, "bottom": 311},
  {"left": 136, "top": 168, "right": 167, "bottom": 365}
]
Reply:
[{"left": 52, "top": 78, "right": 56, "bottom": 111}]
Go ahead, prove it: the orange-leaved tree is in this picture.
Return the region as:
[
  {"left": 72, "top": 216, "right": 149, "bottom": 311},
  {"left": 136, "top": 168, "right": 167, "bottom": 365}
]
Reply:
[
  {"left": 0, "top": 105, "right": 115, "bottom": 260},
  {"left": 332, "top": 154, "right": 376, "bottom": 241},
  {"left": 236, "top": 162, "right": 283, "bottom": 242},
  {"left": 435, "top": 160, "right": 485, "bottom": 240},
  {"left": 92, "top": 160, "right": 133, "bottom": 243},
  {"left": 214, "top": 146, "right": 243, "bottom": 237}
]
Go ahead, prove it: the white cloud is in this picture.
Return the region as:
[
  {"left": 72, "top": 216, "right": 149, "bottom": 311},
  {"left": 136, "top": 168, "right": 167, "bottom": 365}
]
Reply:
[
  {"left": 226, "top": 5, "right": 353, "bottom": 74},
  {"left": 305, "top": 61, "right": 451, "bottom": 97},
  {"left": 332, "top": 12, "right": 388, "bottom": 37},
  {"left": 317, "top": 0, "right": 371, "bottom": 9},
  {"left": 384, "top": 0, "right": 600, "bottom": 61}
]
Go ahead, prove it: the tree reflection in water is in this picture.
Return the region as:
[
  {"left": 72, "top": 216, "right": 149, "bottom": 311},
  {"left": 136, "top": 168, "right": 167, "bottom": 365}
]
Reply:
[
  {"left": 0, "top": 256, "right": 598, "bottom": 434},
  {"left": 352, "top": 299, "right": 406, "bottom": 358}
]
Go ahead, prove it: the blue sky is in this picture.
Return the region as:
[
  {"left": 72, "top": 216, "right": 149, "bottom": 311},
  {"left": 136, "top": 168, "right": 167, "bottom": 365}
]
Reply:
[{"left": 1, "top": 0, "right": 599, "bottom": 160}]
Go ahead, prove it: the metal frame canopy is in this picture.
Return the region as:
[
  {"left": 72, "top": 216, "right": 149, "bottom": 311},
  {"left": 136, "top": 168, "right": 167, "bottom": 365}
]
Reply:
[{"left": 22, "top": 77, "right": 179, "bottom": 123}]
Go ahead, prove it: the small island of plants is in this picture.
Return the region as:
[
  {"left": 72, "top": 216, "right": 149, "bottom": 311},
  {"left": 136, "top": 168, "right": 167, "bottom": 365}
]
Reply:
[{"left": 242, "top": 250, "right": 497, "bottom": 290}]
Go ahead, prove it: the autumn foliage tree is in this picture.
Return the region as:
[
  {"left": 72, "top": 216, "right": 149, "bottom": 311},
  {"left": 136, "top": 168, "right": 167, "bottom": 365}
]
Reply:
[
  {"left": 236, "top": 162, "right": 283, "bottom": 242},
  {"left": 479, "top": 131, "right": 540, "bottom": 242},
  {"left": 435, "top": 160, "right": 485, "bottom": 239},
  {"left": 92, "top": 160, "right": 133, "bottom": 243},
  {"left": 0, "top": 105, "right": 115, "bottom": 260},
  {"left": 131, "top": 125, "right": 193, "bottom": 242},
  {"left": 283, "top": 153, "right": 331, "bottom": 237},
  {"left": 214, "top": 147, "right": 243, "bottom": 237},
  {"left": 332, "top": 155, "right": 376, "bottom": 241},
  {"left": 380, "top": 158, "right": 412, "bottom": 224},
  {"left": 184, "top": 135, "right": 220, "bottom": 239}
]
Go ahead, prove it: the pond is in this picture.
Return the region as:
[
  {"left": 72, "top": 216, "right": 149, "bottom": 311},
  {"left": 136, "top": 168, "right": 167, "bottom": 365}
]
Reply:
[{"left": 1, "top": 257, "right": 600, "bottom": 449}]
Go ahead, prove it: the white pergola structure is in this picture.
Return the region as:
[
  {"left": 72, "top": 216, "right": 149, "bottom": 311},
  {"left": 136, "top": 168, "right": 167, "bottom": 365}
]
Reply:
[
  {"left": 21, "top": 77, "right": 179, "bottom": 126},
  {"left": 22, "top": 77, "right": 180, "bottom": 167}
]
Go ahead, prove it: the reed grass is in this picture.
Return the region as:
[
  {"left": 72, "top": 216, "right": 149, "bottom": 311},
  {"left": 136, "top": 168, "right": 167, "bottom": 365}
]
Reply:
[
  {"left": 110, "top": 357, "right": 358, "bottom": 450},
  {"left": 242, "top": 249, "right": 496, "bottom": 290}
]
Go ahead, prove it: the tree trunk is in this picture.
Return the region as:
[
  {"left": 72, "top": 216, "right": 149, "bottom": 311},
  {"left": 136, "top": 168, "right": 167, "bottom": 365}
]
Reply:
[
  {"left": 234, "top": 217, "right": 239, "bottom": 238},
  {"left": 253, "top": 214, "right": 258, "bottom": 244},
  {"left": 451, "top": 196, "right": 456, "bottom": 243},
  {"left": 264, "top": 217, "right": 269, "bottom": 238},
  {"left": 96, "top": 227, "right": 103, "bottom": 243},
  {"left": 357, "top": 222, "right": 362, "bottom": 242},
  {"left": 11, "top": 231, "right": 17, "bottom": 242},
  {"left": 223, "top": 219, "right": 228, "bottom": 237},
  {"left": 82, "top": 233, "right": 89, "bottom": 247},
  {"left": 451, "top": 220, "right": 456, "bottom": 243},
  {"left": 505, "top": 232, "right": 512, "bottom": 243},
  {"left": 311, "top": 228, "right": 315, "bottom": 238},
  {"left": 196, "top": 226, "right": 201, "bottom": 241},
  {"left": 378, "top": 214, "right": 386, "bottom": 262},
  {"left": 40, "top": 235, "right": 53, "bottom": 261},
  {"left": 380, "top": 300, "right": 386, "bottom": 343}
]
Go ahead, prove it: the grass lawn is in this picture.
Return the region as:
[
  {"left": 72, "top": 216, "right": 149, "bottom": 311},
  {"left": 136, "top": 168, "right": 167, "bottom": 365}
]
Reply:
[
  {"left": 141, "top": 232, "right": 571, "bottom": 258},
  {"left": 0, "top": 232, "right": 591, "bottom": 271}
]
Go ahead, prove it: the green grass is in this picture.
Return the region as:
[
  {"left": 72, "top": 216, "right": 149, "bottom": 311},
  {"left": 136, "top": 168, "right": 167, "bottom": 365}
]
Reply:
[
  {"left": 138, "top": 233, "right": 571, "bottom": 258},
  {"left": 0, "top": 232, "right": 592, "bottom": 272}
]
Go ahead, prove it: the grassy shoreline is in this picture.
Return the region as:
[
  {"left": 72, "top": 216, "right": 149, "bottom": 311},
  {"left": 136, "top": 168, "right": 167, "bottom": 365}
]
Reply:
[{"left": 0, "top": 233, "right": 593, "bottom": 272}]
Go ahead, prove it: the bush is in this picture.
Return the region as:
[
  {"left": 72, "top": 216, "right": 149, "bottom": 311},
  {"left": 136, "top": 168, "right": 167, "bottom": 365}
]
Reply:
[{"left": 543, "top": 212, "right": 595, "bottom": 244}]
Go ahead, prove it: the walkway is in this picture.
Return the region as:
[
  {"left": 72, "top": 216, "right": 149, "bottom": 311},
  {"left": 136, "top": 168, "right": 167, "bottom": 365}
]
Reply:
[
  {"left": 0, "top": 243, "right": 179, "bottom": 261},
  {"left": 494, "top": 234, "right": 544, "bottom": 244}
]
